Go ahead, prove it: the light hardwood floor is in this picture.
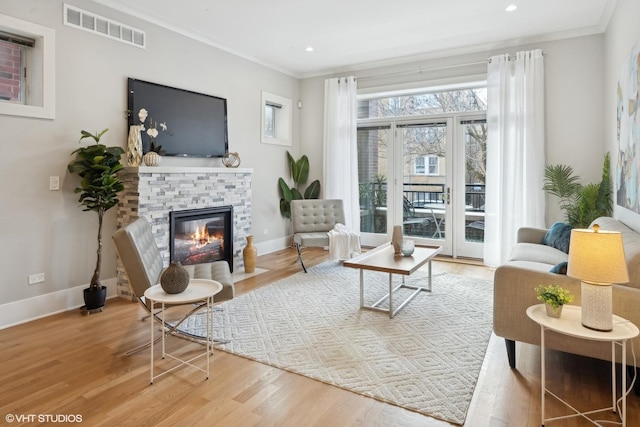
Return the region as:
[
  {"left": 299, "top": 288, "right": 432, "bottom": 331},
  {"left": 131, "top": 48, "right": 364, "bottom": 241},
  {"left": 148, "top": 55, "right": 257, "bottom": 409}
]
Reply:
[{"left": 1, "top": 247, "right": 638, "bottom": 426}]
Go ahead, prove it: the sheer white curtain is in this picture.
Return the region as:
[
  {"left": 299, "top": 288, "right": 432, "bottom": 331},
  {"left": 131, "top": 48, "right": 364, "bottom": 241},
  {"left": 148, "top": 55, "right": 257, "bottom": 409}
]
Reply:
[
  {"left": 323, "top": 76, "right": 360, "bottom": 231},
  {"left": 484, "top": 49, "right": 546, "bottom": 266}
]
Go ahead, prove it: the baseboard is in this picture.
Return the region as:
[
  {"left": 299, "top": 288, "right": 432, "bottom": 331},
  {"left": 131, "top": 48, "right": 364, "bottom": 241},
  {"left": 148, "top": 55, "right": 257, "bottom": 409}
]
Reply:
[
  {"left": 0, "top": 278, "right": 118, "bottom": 330},
  {"left": 254, "top": 235, "right": 292, "bottom": 256}
]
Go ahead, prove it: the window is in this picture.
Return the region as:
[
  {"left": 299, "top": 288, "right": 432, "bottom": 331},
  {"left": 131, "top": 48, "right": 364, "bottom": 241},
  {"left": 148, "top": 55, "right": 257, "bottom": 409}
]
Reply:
[
  {"left": 415, "top": 155, "right": 439, "bottom": 175},
  {"left": 0, "top": 35, "right": 30, "bottom": 103},
  {"left": 261, "top": 91, "right": 292, "bottom": 146},
  {"left": 358, "top": 85, "right": 487, "bottom": 119},
  {"left": 0, "top": 14, "right": 55, "bottom": 119},
  {"left": 263, "top": 102, "right": 278, "bottom": 138}
]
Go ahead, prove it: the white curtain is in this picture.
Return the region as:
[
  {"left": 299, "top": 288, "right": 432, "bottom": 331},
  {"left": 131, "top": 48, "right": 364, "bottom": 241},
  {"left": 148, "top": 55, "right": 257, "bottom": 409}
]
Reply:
[
  {"left": 484, "top": 49, "right": 546, "bottom": 267},
  {"left": 323, "top": 76, "right": 360, "bottom": 231}
]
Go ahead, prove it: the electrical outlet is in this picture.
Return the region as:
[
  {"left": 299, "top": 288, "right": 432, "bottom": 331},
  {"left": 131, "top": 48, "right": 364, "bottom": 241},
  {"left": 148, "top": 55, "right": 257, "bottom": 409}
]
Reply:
[
  {"left": 28, "top": 273, "right": 45, "bottom": 285},
  {"left": 262, "top": 228, "right": 269, "bottom": 235},
  {"left": 49, "top": 176, "right": 60, "bottom": 191}
]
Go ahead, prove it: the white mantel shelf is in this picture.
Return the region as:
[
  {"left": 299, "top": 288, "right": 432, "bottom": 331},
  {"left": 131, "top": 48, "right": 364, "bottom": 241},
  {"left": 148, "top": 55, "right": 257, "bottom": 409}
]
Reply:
[{"left": 125, "top": 166, "right": 254, "bottom": 174}]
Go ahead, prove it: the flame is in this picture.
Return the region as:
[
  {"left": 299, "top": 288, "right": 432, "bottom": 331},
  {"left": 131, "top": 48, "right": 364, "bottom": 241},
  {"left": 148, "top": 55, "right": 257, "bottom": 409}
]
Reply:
[{"left": 190, "top": 225, "right": 223, "bottom": 249}]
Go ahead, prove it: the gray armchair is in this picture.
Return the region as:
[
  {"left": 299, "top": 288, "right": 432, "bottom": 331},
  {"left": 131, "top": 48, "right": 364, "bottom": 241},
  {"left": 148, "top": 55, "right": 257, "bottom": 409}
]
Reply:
[{"left": 291, "top": 199, "right": 346, "bottom": 273}]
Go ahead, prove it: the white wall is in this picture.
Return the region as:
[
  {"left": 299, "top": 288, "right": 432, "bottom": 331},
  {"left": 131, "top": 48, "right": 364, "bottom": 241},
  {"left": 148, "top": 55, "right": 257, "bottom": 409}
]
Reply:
[
  {"left": 301, "top": 34, "right": 606, "bottom": 226},
  {"left": 604, "top": 0, "right": 640, "bottom": 231},
  {"left": 0, "top": 0, "right": 300, "bottom": 310}
]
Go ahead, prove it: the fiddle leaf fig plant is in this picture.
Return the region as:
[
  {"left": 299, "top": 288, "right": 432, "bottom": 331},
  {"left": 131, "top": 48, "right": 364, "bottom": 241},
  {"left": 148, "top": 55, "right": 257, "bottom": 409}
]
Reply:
[
  {"left": 67, "top": 128, "right": 125, "bottom": 290},
  {"left": 278, "top": 151, "right": 321, "bottom": 218}
]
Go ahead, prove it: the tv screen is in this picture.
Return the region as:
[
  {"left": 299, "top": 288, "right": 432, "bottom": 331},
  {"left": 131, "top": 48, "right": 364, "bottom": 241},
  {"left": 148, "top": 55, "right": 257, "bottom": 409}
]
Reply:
[{"left": 127, "top": 78, "right": 228, "bottom": 158}]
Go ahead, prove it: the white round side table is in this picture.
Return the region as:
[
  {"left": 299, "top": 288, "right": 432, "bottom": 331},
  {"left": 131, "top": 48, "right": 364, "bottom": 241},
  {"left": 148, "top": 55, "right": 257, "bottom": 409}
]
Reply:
[
  {"left": 526, "top": 304, "right": 639, "bottom": 426},
  {"left": 144, "top": 279, "right": 223, "bottom": 384}
]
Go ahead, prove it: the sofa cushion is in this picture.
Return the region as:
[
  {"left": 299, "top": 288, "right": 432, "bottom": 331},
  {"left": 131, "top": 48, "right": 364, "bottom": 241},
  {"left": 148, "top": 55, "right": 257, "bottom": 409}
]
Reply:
[
  {"left": 550, "top": 261, "right": 568, "bottom": 274},
  {"left": 541, "top": 222, "right": 572, "bottom": 253},
  {"left": 509, "top": 242, "right": 568, "bottom": 266}
]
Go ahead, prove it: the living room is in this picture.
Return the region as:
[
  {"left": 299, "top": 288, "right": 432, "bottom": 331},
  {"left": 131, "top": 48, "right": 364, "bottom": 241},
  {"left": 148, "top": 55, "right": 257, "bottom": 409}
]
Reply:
[{"left": 1, "top": 0, "right": 640, "bottom": 425}]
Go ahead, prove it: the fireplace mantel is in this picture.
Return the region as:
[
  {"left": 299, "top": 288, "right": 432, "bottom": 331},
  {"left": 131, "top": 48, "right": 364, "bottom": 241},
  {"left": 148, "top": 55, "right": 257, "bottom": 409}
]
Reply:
[
  {"left": 116, "top": 166, "right": 253, "bottom": 299},
  {"left": 126, "top": 166, "right": 254, "bottom": 174}
]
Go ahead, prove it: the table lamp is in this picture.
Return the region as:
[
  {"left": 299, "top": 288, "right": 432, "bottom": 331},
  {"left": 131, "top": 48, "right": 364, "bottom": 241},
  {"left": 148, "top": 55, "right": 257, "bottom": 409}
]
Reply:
[{"left": 567, "top": 224, "right": 628, "bottom": 331}]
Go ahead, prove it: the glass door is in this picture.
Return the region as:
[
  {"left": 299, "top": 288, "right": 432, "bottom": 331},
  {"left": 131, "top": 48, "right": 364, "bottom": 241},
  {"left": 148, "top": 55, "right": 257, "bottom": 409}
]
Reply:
[{"left": 398, "top": 120, "right": 452, "bottom": 255}]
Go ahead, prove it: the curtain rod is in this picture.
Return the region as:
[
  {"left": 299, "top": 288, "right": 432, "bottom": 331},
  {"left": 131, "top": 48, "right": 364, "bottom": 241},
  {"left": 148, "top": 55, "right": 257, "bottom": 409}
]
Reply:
[
  {"left": 357, "top": 60, "right": 487, "bottom": 82},
  {"left": 358, "top": 50, "right": 545, "bottom": 82}
]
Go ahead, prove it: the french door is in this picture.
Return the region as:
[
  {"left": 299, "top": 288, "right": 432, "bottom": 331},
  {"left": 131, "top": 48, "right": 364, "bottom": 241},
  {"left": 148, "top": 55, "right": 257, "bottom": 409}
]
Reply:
[{"left": 357, "top": 115, "right": 486, "bottom": 259}]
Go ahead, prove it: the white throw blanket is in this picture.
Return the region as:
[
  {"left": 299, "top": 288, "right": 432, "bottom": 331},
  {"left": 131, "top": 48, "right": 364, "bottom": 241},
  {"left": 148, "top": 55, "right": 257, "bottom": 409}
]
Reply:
[{"left": 328, "top": 223, "right": 361, "bottom": 261}]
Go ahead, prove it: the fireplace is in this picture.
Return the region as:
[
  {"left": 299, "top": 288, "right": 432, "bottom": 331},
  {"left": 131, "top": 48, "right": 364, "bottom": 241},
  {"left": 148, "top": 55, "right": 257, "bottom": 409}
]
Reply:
[{"left": 169, "top": 206, "right": 233, "bottom": 272}]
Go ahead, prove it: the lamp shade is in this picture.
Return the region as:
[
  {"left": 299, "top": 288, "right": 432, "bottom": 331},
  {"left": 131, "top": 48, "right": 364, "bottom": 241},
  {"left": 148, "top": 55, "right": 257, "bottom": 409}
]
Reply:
[{"left": 567, "top": 227, "right": 629, "bottom": 285}]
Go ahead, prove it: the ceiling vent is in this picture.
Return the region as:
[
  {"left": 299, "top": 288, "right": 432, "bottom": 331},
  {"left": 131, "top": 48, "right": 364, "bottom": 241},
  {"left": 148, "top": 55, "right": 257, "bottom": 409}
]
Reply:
[{"left": 63, "top": 3, "right": 145, "bottom": 48}]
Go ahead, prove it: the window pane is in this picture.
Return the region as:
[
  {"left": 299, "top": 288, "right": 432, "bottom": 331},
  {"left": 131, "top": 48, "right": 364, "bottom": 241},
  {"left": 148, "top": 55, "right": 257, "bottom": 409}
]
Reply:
[
  {"left": 358, "top": 87, "right": 487, "bottom": 119},
  {"left": 0, "top": 40, "right": 24, "bottom": 103},
  {"left": 357, "top": 126, "right": 389, "bottom": 234},
  {"left": 463, "top": 119, "right": 486, "bottom": 243}
]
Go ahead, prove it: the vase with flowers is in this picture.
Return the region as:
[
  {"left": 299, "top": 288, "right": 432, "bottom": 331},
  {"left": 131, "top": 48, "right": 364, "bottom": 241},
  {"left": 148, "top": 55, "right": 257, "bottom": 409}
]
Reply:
[
  {"left": 535, "top": 284, "right": 574, "bottom": 318},
  {"left": 129, "top": 107, "right": 171, "bottom": 166}
]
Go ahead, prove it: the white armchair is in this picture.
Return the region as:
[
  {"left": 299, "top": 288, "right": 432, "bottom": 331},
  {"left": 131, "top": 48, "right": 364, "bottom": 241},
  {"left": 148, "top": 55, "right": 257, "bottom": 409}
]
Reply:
[{"left": 290, "top": 199, "right": 346, "bottom": 273}]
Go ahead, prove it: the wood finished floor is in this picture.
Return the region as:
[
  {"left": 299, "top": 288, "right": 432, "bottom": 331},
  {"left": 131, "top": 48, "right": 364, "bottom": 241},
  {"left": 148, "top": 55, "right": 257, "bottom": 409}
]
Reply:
[{"left": 1, "top": 247, "right": 639, "bottom": 426}]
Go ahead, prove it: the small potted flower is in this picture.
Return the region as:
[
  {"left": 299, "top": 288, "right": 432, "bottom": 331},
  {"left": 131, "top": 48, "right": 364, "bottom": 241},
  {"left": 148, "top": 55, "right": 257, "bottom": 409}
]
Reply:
[{"left": 535, "top": 284, "right": 574, "bottom": 318}]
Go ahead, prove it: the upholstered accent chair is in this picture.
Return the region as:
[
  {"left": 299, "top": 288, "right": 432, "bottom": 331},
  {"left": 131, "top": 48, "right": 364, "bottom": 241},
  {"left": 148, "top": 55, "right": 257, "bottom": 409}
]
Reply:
[
  {"left": 291, "top": 199, "right": 346, "bottom": 273},
  {"left": 113, "top": 217, "right": 234, "bottom": 353}
]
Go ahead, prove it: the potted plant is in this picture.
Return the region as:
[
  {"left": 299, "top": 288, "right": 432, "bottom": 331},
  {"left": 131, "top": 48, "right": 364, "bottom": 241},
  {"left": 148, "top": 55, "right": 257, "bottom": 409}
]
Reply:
[
  {"left": 535, "top": 284, "right": 574, "bottom": 318},
  {"left": 543, "top": 152, "right": 612, "bottom": 227},
  {"left": 278, "top": 151, "right": 321, "bottom": 218},
  {"left": 68, "top": 128, "right": 125, "bottom": 311}
]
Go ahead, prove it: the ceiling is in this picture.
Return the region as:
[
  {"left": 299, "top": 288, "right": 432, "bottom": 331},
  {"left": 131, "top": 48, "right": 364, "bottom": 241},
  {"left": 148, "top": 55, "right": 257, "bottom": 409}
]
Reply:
[{"left": 91, "top": 0, "right": 616, "bottom": 78}]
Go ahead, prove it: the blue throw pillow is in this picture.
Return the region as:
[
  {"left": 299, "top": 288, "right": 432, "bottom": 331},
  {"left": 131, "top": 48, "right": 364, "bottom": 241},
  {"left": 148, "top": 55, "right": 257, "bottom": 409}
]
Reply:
[
  {"left": 549, "top": 261, "right": 568, "bottom": 274},
  {"left": 541, "top": 222, "right": 572, "bottom": 253}
]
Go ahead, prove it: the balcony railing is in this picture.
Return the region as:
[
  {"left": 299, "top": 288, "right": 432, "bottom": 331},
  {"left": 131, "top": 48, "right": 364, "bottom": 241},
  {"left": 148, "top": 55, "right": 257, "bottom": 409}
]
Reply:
[{"left": 359, "top": 181, "right": 485, "bottom": 241}]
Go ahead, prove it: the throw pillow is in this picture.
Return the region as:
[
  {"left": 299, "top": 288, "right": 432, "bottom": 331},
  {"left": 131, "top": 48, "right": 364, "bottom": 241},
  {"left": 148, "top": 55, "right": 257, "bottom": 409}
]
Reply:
[
  {"left": 541, "top": 222, "right": 572, "bottom": 253},
  {"left": 549, "top": 261, "right": 568, "bottom": 274}
]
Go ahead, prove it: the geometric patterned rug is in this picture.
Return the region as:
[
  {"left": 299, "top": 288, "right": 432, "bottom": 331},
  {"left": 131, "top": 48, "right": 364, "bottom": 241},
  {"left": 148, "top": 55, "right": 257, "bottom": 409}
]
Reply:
[{"left": 176, "top": 261, "right": 493, "bottom": 425}]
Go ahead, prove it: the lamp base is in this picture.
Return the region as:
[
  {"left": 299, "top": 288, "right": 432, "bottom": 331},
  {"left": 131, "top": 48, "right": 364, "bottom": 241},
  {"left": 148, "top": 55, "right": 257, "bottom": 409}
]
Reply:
[{"left": 580, "top": 281, "right": 613, "bottom": 331}]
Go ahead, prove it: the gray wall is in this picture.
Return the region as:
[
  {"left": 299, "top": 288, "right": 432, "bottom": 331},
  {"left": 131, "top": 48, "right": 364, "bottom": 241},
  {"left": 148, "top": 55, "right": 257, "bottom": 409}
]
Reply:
[
  {"left": 301, "top": 35, "right": 605, "bottom": 227},
  {"left": 0, "top": 0, "right": 299, "bottom": 306},
  {"left": 605, "top": 0, "right": 640, "bottom": 230}
]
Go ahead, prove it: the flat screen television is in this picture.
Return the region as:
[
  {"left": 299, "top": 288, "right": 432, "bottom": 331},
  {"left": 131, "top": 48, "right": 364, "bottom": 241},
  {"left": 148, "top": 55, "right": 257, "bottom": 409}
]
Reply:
[{"left": 127, "top": 78, "right": 228, "bottom": 158}]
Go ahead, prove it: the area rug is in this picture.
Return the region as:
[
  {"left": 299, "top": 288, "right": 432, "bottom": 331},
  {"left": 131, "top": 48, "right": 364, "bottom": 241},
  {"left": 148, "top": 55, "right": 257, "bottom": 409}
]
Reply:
[{"left": 176, "top": 261, "right": 493, "bottom": 425}]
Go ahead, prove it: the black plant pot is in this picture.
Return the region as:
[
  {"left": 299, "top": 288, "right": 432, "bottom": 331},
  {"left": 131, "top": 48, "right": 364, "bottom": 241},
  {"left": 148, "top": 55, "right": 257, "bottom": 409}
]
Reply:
[{"left": 83, "top": 286, "right": 107, "bottom": 310}]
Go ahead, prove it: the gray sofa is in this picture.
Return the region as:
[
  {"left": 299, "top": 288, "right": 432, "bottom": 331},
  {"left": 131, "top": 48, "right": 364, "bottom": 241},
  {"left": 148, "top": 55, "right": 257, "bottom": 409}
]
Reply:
[{"left": 493, "top": 217, "right": 640, "bottom": 390}]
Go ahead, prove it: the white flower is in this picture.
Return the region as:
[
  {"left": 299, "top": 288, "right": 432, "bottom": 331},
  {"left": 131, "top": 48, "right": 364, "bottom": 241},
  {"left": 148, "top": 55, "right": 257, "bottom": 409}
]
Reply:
[
  {"left": 138, "top": 108, "right": 148, "bottom": 123},
  {"left": 159, "top": 122, "right": 168, "bottom": 132},
  {"left": 147, "top": 127, "right": 159, "bottom": 139}
]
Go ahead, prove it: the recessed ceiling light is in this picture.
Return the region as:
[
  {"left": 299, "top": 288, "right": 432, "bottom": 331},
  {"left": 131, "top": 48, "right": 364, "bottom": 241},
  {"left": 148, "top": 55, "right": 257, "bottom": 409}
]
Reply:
[
  {"left": 305, "top": 46, "right": 314, "bottom": 52},
  {"left": 505, "top": 4, "right": 518, "bottom": 12}
]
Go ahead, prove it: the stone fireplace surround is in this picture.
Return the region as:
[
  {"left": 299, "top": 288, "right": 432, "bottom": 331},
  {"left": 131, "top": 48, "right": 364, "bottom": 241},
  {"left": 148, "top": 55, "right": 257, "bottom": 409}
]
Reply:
[{"left": 116, "top": 166, "right": 253, "bottom": 300}]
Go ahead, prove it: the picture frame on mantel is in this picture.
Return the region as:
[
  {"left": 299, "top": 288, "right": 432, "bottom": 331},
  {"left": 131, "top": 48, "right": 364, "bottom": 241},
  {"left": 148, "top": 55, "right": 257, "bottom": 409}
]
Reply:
[{"left": 261, "top": 91, "right": 292, "bottom": 146}]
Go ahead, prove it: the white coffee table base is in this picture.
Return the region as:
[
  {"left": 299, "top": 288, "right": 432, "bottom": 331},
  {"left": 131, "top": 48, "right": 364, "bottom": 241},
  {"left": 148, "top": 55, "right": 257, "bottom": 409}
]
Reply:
[
  {"left": 526, "top": 304, "right": 639, "bottom": 427},
  {"left": 344, "top": 243, "right": 442, "bottom": 319}
]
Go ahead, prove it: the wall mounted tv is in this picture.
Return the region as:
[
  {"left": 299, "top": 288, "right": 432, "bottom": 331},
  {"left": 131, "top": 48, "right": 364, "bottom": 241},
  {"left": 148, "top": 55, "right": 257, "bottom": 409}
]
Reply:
[{"left": 127, "top": 78, "right": 228, "bottom": 158}]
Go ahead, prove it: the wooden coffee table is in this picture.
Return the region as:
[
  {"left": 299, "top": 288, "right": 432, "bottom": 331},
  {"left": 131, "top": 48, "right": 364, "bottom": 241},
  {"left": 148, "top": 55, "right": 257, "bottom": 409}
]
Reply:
[{"left": 343, "top": 243, "right": 442, "bottom": 318}]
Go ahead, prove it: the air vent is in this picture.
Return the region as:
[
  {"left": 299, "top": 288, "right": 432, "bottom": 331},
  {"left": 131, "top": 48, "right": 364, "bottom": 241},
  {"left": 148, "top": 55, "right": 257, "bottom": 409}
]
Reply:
[{"left": 63, "top": 3, "right": 145, "bottom": 49}]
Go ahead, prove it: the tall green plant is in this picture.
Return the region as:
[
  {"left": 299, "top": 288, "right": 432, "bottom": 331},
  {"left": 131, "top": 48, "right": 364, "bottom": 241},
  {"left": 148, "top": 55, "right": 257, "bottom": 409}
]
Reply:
[
  {"left": 543, "top": 153, "right": 611, "bottom": 228},
  {"left": 67, "top": 129, "right": 125, "bottom": 290},
  {"left": 278, "top": 151, "right": 321, "bottom": 218}
]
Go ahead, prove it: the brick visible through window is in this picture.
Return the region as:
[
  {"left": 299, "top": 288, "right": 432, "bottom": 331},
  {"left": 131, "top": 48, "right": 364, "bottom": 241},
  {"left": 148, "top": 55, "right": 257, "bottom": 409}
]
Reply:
[{"left": 0, "top": 40, "right": 23, "bottom": 102}]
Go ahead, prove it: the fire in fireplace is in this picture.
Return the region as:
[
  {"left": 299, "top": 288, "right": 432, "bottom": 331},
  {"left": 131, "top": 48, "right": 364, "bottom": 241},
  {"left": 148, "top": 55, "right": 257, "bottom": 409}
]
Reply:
[{"left": 169, "top": 206, "right": 233, "bottom": 272}]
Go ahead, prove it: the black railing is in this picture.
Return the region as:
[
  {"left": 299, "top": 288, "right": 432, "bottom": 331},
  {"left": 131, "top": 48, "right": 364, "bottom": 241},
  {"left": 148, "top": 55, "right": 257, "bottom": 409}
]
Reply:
[{"left": 359, "top": 181, "right": 485, "bottom": 241}]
